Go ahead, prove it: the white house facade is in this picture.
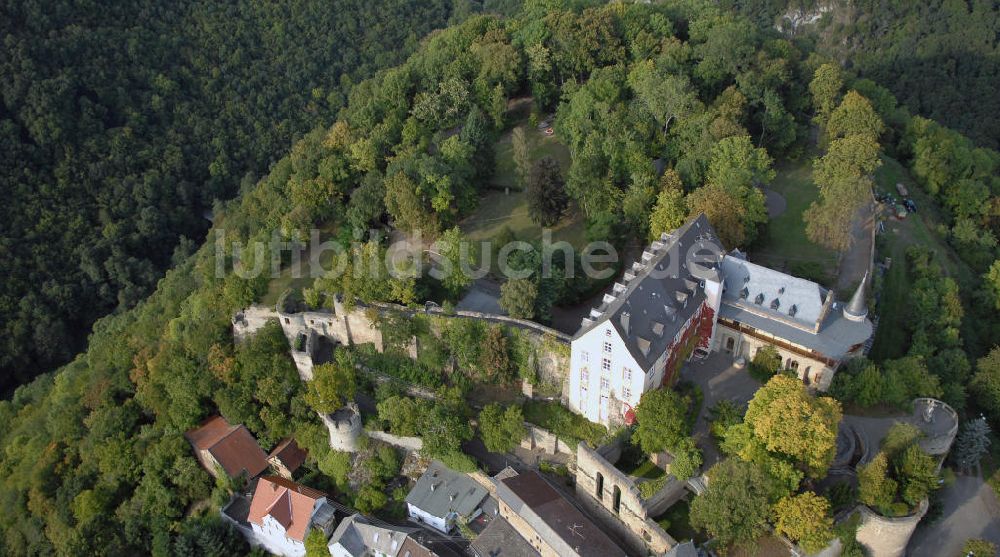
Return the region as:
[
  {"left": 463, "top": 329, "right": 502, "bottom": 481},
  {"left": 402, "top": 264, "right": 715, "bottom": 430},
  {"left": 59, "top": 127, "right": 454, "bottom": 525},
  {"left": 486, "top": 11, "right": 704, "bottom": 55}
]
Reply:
[
  {"left": 245, "top": 476, "right": 336, "bottom": 557},
  {"left": 404, "top": 460, "right": 487, "bottom": 534},
  {"left": 568, "top": 215, "right": 724, "bottom": 427},
  {"left": 568, "top": 214, "right": 873, "bottom": 428}
]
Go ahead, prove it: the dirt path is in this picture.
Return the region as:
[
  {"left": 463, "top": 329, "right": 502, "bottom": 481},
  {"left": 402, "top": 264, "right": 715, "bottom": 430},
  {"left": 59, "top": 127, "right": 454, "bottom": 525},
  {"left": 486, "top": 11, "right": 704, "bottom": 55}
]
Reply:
[
  {"left": 763, "top": 188, "right": 787, "bottom": 218},
  {"left": 835, "top": 200, "right": 875, "bottom": 295}
]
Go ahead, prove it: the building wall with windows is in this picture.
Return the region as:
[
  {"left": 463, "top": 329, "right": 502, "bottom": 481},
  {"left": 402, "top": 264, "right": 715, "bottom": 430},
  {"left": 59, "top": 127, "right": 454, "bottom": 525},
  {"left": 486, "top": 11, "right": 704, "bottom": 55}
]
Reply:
[
  {"left": 568, "top": 323, "right": 648, "bottom": 427},
  {"left": 712, "top": 321, "right": 836, "bottom": 389}
]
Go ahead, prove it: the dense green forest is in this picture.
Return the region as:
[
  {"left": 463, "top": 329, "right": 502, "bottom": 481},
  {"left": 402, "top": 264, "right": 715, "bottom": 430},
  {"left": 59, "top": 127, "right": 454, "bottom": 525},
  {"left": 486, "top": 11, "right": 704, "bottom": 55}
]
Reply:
[
  {"left": 0, "top": 0, "right": 459, "bottom": 393},
  {"left": 727, "top": 0, "right": 1000, "bottom": 149},
  {"left": 1, "top": 0, "right": 999, "bottom": 555}
]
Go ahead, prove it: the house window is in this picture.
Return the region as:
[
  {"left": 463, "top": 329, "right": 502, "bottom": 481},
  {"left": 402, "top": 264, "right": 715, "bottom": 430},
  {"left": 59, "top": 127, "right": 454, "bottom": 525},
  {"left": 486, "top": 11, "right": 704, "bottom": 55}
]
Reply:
[
  {"left": 623, "top": 387, "right": 632, "bottom": 400},
  {"left": 581, "top": 368, "right": 589, "bottom": 383},
  {"left": 601, "top": 358, "right": 611, "bottom": 372},
  {"left": 623, "top": 367, "right": 632, "bottom": 382},
  {"left": 582, "top": 351, "right": 589, "bottom": 362},
  {"left": 603, "top": 341, "right": 612, "bottom": 353},
  {"left": 605, "top": 329, "right": 613, "bottom": 337},
  {"left": 600, "top": 377, "right": 610, "bottom": 391}
]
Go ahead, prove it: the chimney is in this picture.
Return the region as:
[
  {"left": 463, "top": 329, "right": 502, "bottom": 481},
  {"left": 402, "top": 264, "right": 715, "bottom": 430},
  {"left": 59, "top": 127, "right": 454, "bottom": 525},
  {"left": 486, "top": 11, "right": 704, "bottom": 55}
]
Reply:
[{"left": 620, "top": 311, "right": 630, "bottom": 334}]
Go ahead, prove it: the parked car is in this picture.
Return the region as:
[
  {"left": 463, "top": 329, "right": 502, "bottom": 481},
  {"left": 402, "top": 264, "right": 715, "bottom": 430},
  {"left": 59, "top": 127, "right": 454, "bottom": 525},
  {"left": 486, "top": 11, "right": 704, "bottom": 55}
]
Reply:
[{"left": 692, "top": 348, "right": 709, "bottom": 360}]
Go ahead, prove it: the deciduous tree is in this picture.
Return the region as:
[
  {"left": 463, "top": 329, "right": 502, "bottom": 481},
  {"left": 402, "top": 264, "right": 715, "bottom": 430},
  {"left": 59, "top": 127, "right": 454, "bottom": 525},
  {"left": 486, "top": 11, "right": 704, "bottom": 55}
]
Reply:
[
  {"left": 648, "top": 185, "right": 687, "bottom": 240},
  {"left": 478, "top": 404, "right": 525, "bottom": 453},
  {"left": 826, "top": 91, "right": 885, "bottom": 143},
  {"left": 743, "top": 374, "right": 842, "bottom": 478},
  {"left": 690, "top": 459, "right": 773, "bottom": 549},
  {"left": 499, "top": 279, "right": 538, "bottom": 319},
  {"left": 687, "top": 183, "right": 748, "bottom": 247},
  {"left": 634, "top": 389, "right": 690, "bottom": 454},
  {"left": 304, "top": 354, "right": 357, "bottom": 414},
  {"left": 809, "top": 63, "right": 843, "bottom": 123},
  {"left": 772, "top": 492, "right": 835, "bottom": 554}
]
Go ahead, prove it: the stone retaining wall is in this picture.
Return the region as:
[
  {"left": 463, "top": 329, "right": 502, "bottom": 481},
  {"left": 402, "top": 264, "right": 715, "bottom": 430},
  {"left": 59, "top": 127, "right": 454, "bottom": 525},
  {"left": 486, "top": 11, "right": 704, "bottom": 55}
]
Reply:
[
  {"left": 854, "top": 499, "right": 928, "bottom": 557},
  {"left": 520, "top": 423, "right": 575, "bottom": 456},
  {"left": 366, "top": 430, "right": 423, "bottom": 452}
]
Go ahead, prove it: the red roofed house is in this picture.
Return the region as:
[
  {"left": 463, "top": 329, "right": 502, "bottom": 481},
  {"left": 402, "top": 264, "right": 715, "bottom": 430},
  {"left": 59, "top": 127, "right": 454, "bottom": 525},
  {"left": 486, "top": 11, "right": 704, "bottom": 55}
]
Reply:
[
  {"left": 185, "top": 416, "right": 269, "bottom": 480},
  {"left": 247, "top": 476, "right": 336, "bottom": 557},
  {"left": 268, "top": 438, "right": 307, "bottom": 480}
]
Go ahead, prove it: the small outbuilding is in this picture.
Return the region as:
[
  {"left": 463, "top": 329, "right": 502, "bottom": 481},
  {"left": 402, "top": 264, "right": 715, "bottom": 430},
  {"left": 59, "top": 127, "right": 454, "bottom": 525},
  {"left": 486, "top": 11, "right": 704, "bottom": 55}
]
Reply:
[
  {"left": 268, "top": 438, "right": 307, "bottom": 479},
  {"left": 405, "top": 461, "right": 488, "bottom": 533}
]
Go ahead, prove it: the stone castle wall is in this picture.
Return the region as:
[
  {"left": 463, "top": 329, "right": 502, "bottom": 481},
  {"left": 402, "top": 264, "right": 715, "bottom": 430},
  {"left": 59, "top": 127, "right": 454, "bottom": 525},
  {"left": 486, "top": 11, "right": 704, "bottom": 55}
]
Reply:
[
  {"left": 574, "top": 443, "right": 679, "bottom": 555},
  {"left": 232, "top": 302, "right": 570, "bottom": 391},
  {"left": 854, "top": 499, "right": 928, "bottom": 557},
  {"left": 520, "top": 423, "right": 575, "bottom": 456}
]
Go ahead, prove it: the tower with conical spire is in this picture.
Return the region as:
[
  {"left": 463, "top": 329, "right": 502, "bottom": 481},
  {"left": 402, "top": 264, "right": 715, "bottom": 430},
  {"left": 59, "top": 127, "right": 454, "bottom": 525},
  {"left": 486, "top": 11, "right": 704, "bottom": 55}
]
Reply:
[{"left": 844, "top": 271, "right": 868, "bottom": 322}]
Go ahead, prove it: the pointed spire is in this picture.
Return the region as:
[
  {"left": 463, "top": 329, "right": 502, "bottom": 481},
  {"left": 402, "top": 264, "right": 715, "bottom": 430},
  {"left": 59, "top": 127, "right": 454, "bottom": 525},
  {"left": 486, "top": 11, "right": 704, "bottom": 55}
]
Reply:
[{"left": 844, "top": 271, "right": 868, "bottom": 321}]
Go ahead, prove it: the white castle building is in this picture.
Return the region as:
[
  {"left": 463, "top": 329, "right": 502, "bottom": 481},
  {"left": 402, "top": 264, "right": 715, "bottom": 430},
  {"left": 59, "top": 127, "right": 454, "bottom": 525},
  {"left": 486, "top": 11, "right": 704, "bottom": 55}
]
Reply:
[{"left": 568, "top": 214, "right": 873, "bottom": 427}]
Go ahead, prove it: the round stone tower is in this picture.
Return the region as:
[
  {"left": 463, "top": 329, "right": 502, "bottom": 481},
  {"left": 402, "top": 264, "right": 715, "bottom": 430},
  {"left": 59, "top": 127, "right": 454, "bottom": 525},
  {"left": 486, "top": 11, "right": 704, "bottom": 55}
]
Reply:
[{"left": 321, "top": 402, "right": 363, "bottom": 452}]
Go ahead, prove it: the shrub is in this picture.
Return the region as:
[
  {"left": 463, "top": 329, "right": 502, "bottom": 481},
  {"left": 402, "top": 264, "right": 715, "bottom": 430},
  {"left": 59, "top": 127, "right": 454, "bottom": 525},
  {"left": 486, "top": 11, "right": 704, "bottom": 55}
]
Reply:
[
  {"left": 749, "top": 346, "right": 782, "bottom": 382},
  {"left": 709, "top": 399, "right": 743, "bottom": 440}
]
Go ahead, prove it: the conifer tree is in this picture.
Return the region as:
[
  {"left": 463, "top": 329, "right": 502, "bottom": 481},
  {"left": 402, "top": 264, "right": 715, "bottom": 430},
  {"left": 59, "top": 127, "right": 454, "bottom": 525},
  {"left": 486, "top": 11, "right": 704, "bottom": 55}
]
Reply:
[{"left": 953, "top": 416, "right": 992, "bottom": 471}]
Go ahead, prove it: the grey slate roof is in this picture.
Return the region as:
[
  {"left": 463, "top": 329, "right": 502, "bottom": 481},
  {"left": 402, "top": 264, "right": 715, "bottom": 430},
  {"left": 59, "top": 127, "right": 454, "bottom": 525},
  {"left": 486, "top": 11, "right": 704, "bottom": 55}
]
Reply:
[
  {"left": 719, "top": 251, "right": 872, "bottom": 359},
  {"left": 665, "top": 540, "right": 699, "bottom": 557},
  {"left": 718, "top": 298, "right": 872, "bottom": 360},
  {"left": 470, "top": 516, "right": 540, "bottom": 557},
  {"left": 720, "top": 253, "right": 827, "bottom": 330},
  {"left": 573, "top": 214, "right": 724, "bottom": 370},
  {"left": 406, "top": 461, "right": 488, "bottom": 520},
  {"left": 844, "top": 271, "right": 869, "bottom": 320},
  {"left": 328, "top": 514, "right": 415, "bottom": 556},
  {"left": 495, "top": 470, "right": 626, "bottom": 557}
]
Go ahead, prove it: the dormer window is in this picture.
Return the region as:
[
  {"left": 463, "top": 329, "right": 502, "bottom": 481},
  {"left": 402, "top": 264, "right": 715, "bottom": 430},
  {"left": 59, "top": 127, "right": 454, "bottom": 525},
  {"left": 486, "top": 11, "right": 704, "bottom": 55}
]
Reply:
[
  {"left": 789, "top": 304, "right": 798, "bottom": 317},
  {"left": 739, "top": 287, "right": 749, "bottom": 299},
  {"left": 770, "top": 298, "right": 780, "bottom": 310},
  {"left": 755, "top": 293, "right": 765, "bottom": 305}
]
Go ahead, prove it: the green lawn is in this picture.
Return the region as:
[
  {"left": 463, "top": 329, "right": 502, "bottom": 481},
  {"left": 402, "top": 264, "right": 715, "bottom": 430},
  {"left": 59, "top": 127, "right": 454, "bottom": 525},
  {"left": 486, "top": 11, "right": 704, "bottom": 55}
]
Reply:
[
  {"left": 629, "top": 459, "right": 666, "bottom": 480},
  {"left": 491, "top": 121, "right": 572, "bottom": 191},
  {"left": 654, "top": 499, "right": 705, "bottom": 543},
  {"left": 461, "top": 109, "right": 584, "bottom": 249},
  {"left": 259, "top": 227, "right": 340, "bottom": 307},
  {"left": 459, "top": 189, "right": 588, "bottom": 248},
  {"left": 751, "top": 156, "right": 839, "bottom": 286}
]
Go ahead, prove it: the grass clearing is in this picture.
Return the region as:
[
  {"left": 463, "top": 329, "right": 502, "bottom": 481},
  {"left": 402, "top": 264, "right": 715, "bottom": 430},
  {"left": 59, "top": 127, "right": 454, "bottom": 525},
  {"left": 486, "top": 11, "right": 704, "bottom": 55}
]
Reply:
[
  {"left": 461, "top": 100, "right": 584, "bottom": 248},
  {"left": 654, "top": 498, "right": 704, "bottom": 543},
  {"left": 459, "top": 189, "right": 588, "bottom": 248},
  {"left": 751, "top": 155, "right": 839, "bottom": 286},
  {"left": 491, "top": 116, "right": 572, "bottom": 191},
  {"left": 629, "top": 459, "right": 666, "bottom": 480},
  {"left": 259, "top": 226, "right": 339, "bottom": 307}
]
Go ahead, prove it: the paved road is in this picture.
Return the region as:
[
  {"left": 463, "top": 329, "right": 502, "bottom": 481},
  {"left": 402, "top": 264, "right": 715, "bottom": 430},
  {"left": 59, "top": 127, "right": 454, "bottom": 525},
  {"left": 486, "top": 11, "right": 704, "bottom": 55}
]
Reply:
[
  {"left": 908, "top": 475, "right": 1000, "bottom": 557},
  {"left": 680, "top": 353, "right": 760, "bottom": 467},
  {"left": 457, "top": 278, "right": 504, "bottom": 314}
]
